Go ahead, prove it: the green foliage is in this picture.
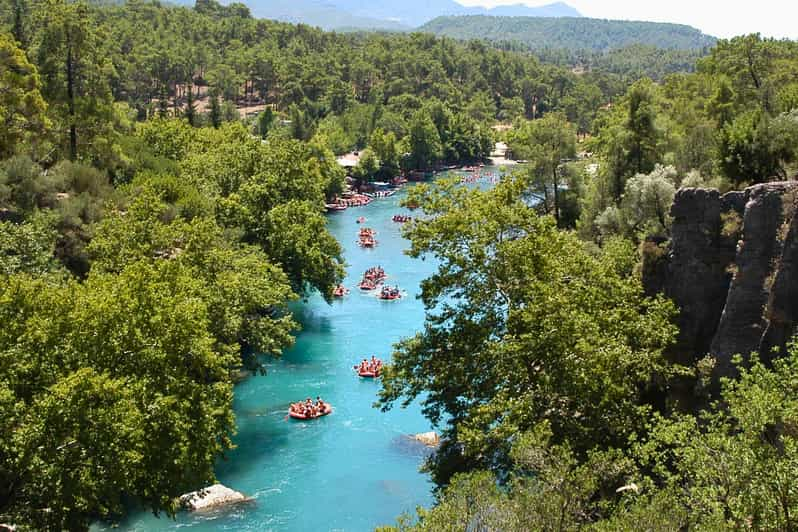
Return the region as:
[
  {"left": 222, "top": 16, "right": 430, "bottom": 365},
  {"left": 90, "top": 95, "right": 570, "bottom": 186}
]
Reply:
[
  {"left": 0, "top": 214, "right": 61, "bottom": 276},
  {"left": 378, "top": 175, "right": 677, "bottom": 485},
  {"left": 0, "top": 33, "right": 49, "bottom": 159},
  {"left": 0, "top": 262, "right": 237, "bottom": 529},
  {"left": 595, "top": 165, "right": 677, "bottom": 241},
  {"left": 719, "top": 109, "right": 798, "bottom": 185},
  {"left": 137, "top": 121, "right": 346, "bottom": 296},
  {"left": 369, "top": 128, "right": 400, "bottom": 177},
  {"left": 508, "top": 112, "right": 576, "bottom": 226},
  {"left": 635, "top": 349, "right": 798, "bottom": 529},
  {"left": 352, "top": 147, "right": 379, "bottom": 186},
  {"left": 421, "top": 16, "right": 717, "bottom": 53},
  {"left": 384, "top": 347, "right": 798, "bottom": 530},
  {"left": 33, "top": 0, "right": 126, "bottom": 165},
  {"left": 405, "top": 110, "right": 442, "bottom": 170}
]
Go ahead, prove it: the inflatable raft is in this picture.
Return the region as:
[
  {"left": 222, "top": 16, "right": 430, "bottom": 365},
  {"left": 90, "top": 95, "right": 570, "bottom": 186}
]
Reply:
[{"left": 289, "top": 404, "right": 332, "bottom": 420}]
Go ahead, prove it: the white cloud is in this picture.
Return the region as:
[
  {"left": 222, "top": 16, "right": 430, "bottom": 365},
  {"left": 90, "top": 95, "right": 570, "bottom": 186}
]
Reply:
[{"left": 455, "top": 0, "right": 798, "bottom": 39}]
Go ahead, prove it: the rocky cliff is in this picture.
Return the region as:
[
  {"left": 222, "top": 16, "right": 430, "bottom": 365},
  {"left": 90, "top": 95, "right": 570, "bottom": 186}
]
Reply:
[{"left": 645, "top": 182, "right": 798, "bottom": 381}]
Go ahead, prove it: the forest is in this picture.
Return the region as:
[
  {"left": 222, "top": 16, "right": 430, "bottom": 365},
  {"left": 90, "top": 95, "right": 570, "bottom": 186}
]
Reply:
[
  {"left": 1, "top": 0, "right": 798, "bottom": 529},
  {"left": 420, "top": 15, "right": 717, "bottom": 52}
]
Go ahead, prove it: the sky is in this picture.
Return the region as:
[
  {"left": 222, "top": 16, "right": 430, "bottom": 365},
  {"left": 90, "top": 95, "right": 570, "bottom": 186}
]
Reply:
[{"left": 456, "top": 0, "right": 798, "bottom": 39}]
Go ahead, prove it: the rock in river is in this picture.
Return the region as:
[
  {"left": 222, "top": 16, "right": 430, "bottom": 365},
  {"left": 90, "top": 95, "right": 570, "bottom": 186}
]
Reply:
[
  {"left": 413, "top": 431, "right": 441, "bottom": 447},
  {"left": 179, "top": 484, "right": 249, "bottom": 511}
]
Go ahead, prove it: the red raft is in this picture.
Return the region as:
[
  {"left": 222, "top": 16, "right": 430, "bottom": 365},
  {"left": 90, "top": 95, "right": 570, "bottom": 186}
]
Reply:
[
  {"left": 289, "top": 403, "right": 333, "bottom": 420},
  {"left": 332, "top": 285, "right": 349, "bottom": 298},
  {"left": 359, "top": 279, "right": 380, "bottom": 291},
  {"left": 379, "top": 287, "right": 402, "bottom": 300},
  {"left": 354, "top": 359, "right": 383, "bottom": 378}
]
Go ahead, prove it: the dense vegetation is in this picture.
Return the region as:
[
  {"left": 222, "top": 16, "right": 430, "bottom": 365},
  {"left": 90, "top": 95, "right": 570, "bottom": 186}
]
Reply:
[
  {"left": 535, "top": 44, "right": 710, "bottom": 81},
  {"left": 421, "top": 15, "right": 717, "bottom": 52},
  {"left": 376, "top": 34, "right": 798, "bottom": 530},
  {"left": 1, "top": 0, "right": 798, "bottom": 528}
]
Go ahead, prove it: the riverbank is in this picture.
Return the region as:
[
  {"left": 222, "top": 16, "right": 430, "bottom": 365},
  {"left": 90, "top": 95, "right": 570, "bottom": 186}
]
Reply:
[
  {"left": 105, "top": 169, "right": 507, "bottom": 531},
  {"left": 105, "top": 181, "right": 440, "bottom": 531}
]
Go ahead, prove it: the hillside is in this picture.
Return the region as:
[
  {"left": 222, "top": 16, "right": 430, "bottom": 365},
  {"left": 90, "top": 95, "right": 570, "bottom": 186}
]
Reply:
[
  {"left": 231, "top": 0, "right": 409, "bottom": 30},
  {"left": 178, "top": 0, "right": 582, "bottom": 30},
  {"left": 420, "top": 15, "right": 717, "bottom": 51},
  {"left": 326, "top": 0, "right": 581, "bottom": 28}
]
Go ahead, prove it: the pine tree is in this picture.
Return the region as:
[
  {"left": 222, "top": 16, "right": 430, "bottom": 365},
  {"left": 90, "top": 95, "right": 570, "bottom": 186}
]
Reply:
[
  {"left": 185, "top": 81, "right": 196, "bottom": 126},
  {"left": 209, "top": 91, "right": 222, "bottom": 128}
]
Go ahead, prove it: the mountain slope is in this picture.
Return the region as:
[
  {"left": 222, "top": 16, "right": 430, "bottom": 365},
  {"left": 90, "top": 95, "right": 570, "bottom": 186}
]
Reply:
[
  {"left": 420, "top": 15, "right": 717, "bottom": 51},
  {"left": 242, "top": 0, "right": 408, "bottom": 30},
  {"left": 328, "top": 0, "right": 582, "bottom": 28},
  {"left": 486, "top": 2, "right": 581, "bottom": 18},
  {"left": 204, "top": 0, "right": 581, "bottom": 30}
]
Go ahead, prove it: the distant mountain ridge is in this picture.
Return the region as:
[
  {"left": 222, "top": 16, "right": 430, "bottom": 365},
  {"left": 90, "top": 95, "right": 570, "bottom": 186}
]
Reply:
[
  {"left": 214, "top": 0, "right": 582, "bottom": 30},
  {"left": 420, "top": 15, "right": 717, "bottom": 51}
]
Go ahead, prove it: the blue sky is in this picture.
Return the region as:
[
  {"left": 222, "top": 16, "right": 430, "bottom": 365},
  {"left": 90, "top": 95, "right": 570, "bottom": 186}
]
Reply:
[{"left": 457, "top": 0, "right": 797, "bottom": 39}]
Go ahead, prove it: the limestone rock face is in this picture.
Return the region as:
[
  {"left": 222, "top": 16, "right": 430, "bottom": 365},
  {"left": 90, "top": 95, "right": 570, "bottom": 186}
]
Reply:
[
  {"left": 710, "top": 183, "right": 798, "bottom": 376},
  {"left": 645, "top": 182, "right": 798, "bottom": 380},
  {"left": 179, "top": 484, "right": 249, "bottom": 511},
  {"left": 662, "top": 188, "right": 738, "bottom": 366}
]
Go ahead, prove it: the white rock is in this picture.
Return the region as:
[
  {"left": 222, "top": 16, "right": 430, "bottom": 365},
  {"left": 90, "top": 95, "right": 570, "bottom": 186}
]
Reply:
[
  {"left": 413, "top": 431, "right": 440, "bottom": 447},
  {"left": 179, "top": 484, "right": 248, "bottom": 511}
]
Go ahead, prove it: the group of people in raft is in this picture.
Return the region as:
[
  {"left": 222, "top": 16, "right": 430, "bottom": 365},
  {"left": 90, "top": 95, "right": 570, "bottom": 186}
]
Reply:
[
  {"left": 379, "top": 285, "right": 402, "bottom": 300},
  {"left": 358, "top": 227, "right": 377, "bottom": 247},
  {"left": 289, "top": 397, "right": 332, "bottom": 420},
  {"left": 359, "top": 266, "right": 386, "bottom": 291},
  {"left": 356, "top": 356, "right": 384, "bottom": 377},
  {"left": 392, "top": 214, "right": 412, "bottom": 223},
  {"left": 289, "top": 356, "right": 384, "bottom": 419}
]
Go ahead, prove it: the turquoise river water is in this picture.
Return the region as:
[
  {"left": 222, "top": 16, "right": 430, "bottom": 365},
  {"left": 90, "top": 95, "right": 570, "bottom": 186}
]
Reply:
[{"left": 109, "top": 168, "right": 505, "bottom": 531}]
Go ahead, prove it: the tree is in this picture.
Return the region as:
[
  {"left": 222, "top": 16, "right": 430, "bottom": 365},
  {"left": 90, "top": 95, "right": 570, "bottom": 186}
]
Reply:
[
  {"left": 184, "top": 81, "right": 196, "bottom": 126},
  {"left": 34, "top": 0, "right": 118, "bottom": 162},
  {"left": 11, "top": 0, "right": 30, "bottom": 47},
  {"left": 0, "top": 214, "right": 61, "bottom": 276},
  {"left": 0, "top": 261, "right": 239, "bottom": 529},
  {"left": 635, "top": 348, "right": 798, "bottom": 530},
  {"left": 380, "top": 424, "right": 639, "bottom": 532},
  {"left": 352, "top": 148, "right": 379, "bottom": 188},
  {"left": 378, "top": 175, "right": 677, "bottom": 485},
  {"left": 370, "top": 128, "right": 400, "bottom": 177},
  {"left": 405, "top": 110, "right": 442, "bottom": 171},
  {"left": 209, "top": 90, "right": 221, "bottom": 128},
  {"left": 508, "top": 113, "right": 576, "bottom": 226},
  {"left": 596, "top": 165, "right": 677, "bottom": 241},
  {"left": 719, "top": 109, "right": 798, "bottom": 185},
  {"left": 0, "top": 33, "right": 49, "bottom": 158},
  {"left": 625, "top": 79, "right": 660, "bottom": 176},
  {"left": 257, "top": 108, "right": 274, "bottom": 139}
]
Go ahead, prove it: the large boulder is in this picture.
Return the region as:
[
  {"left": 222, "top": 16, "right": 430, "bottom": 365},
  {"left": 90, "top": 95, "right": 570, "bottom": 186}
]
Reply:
[
  {"left": 412, "top": 431, "right": 440, "bottom": 447},
  {"left": 179, "top": 484, "right": 249, "bottom": 511}
]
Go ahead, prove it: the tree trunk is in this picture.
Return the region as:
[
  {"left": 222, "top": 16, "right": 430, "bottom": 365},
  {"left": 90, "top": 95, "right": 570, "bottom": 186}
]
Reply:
[
  {"left": 66, "top": 40, "right": 77, "bottom": 161},
  {"left": 553, "top": 166, "right": 560, "bottom": 227}
]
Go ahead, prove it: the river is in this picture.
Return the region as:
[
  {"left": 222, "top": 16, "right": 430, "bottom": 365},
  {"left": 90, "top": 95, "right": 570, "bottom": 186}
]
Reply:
[{"left": 110, "top": 168, "right": 504, "bottom": 531}]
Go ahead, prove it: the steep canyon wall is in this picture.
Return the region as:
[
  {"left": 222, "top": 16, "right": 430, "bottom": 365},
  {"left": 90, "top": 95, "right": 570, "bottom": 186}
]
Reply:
[{"left": 645, "top": 182, "right": 798, "bottom": 379}]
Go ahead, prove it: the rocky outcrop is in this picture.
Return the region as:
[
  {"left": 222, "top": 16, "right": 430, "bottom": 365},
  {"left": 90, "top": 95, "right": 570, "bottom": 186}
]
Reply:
[
  {"left": 646, "top": 182, "right": 798, "bottom": 381},
  {"left": 179, "top": 484, "right": 249, "bottom": 511},
  {"left": 412, "top": 432, "right": 441, "bottom": 447}
]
